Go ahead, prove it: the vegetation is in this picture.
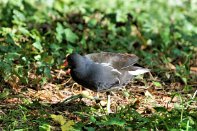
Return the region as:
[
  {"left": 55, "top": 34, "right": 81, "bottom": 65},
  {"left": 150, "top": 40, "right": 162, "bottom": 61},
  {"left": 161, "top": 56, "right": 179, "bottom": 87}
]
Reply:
[{"left": 0, "top": 0, "right": 196, "bottom": 130}]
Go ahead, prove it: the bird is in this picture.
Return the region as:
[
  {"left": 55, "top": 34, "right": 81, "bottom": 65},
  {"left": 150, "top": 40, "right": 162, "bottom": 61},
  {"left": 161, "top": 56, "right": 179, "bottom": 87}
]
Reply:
[{"left": 63, "top": 52, "right": 150, "bottom": 113}]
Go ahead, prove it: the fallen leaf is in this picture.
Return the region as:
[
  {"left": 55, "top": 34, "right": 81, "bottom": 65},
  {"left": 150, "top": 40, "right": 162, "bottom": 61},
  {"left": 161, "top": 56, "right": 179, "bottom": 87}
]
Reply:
[
  {"left": 166, "top": 62, "right": 176, "bottom": 70},
  {"left": 145, "top": 90, "right": 154, "bottom": 98},
  {"left": 100, "top": 100, "right": 107, "bottom": 106},
  {"left": 5, "top": 98, "right": 21, "bottom": 103},
  {"left": 190, "top": 67, "right": 197, "bottom": 75}
]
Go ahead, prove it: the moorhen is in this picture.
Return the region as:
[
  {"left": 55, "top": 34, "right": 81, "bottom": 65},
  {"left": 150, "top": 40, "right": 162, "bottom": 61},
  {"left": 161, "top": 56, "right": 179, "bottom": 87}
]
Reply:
[{"left": 64, "top": 52, "right": 150, "bottom": 113}]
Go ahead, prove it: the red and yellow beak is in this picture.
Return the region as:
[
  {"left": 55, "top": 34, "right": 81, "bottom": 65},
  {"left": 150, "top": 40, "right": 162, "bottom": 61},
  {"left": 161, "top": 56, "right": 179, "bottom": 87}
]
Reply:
[
  {"left": 61, "top": 54, "right": 70, "bottom": 68},
  {"left": 61, "top": 54, "right": 71, "bottom": 75},
  {"left": 60, "top": 60, "right": 68, "bottom": 69},
  {"left": 63, "top": 60, "right": 68, "bottom": 67}
]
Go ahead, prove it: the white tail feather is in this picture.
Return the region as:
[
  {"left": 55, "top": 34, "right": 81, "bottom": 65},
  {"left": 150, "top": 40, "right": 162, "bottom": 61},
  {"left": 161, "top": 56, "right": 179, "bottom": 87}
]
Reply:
[{"left": 128, "top": 68, "right": 150, "bottom": 76}]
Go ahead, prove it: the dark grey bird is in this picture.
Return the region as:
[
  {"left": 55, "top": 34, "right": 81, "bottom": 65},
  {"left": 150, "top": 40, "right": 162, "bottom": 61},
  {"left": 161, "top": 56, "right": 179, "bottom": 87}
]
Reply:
[{"left": 64, "top": 52, "right": 149, "bottom": 113}]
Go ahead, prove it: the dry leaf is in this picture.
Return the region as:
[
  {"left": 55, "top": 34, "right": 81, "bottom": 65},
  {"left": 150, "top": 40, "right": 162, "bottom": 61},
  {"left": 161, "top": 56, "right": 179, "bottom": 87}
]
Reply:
[
  {"left": 5, "top": 98, "right": 21, "bottom": 103},
  {"left": 190, "top": 67, "right": 197, "bottom": 75},
  {"left": 145, "top": 90, "right": 154, "bottom": 98},
  {"left": 166, "top": 62, "right": 176, "bottom": 70}
]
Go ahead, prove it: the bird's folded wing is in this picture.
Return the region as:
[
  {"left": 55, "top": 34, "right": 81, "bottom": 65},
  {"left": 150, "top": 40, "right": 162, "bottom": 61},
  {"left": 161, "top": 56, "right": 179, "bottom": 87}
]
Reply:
[{"left": 85, "top": 52, "right": 139, "bottom": 69}]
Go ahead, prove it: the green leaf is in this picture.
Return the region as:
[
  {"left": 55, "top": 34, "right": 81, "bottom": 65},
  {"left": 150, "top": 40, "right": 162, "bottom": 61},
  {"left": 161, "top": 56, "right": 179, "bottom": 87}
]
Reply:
[
  {"left": 43, "top": 56, "right": 54, "bottom": 64},
  {"left": 18, "top": 27, "right": 31, "bottom": 36},
  {"left": 51, "top": 114, "right": 74, "bottom": 131},
  {"left": 87, "top": 19, "right": 97, "bottom": 28},
  {"left": 84, "top": 127, "right": 95, "bottom": 131},
  {"left": 13, "top": 10, "right": 26, "bottom": 21},
  {"left": 33, "top": 41, "right": 43, "bottom": 52},
  {"left": 102, "top": 117, "right": 126, "bottom": 126},
  {"left": 34, "top": 55, "right": 41, "bottom": 61},
  {"left": 90, "top": 116, "right": 96, "bottom": 123},
  {"left": 51, "top": 114, "right": 66, "bottom": 125},
  {"left": 6, "top": 34, "right": 15, "bottom": 45},
  {"left": 64, "top": 28, "right": 79, "bottom": 43},
  {"left": 5, "top": 52, "right": 21, "bottom": 61},
  {"left": 50, "top": 43, "right": 61, "bottom": 51},
  {"left": 161, "top": 27, "right": 170, "bottom": 47},
  {"left": 39, "top": 123, "right": 51, "bottom": 131},
  {"left": 153, "top": 81, "right": 162, "bottom": 87},
  {"left": 44, "top": 66, "right": 51, "bottom": 78},
  {"left": 181, "top": 77, "right": 187, "bottom": 85},
  {"left": 56, "top": 23, "right": 64, "bottom": 43},
  {"left": 154, "top": 107, "right": 167, "bottom": 112},
  {"left": 0, "top": 88, "right": 10, "bottom": 99}
]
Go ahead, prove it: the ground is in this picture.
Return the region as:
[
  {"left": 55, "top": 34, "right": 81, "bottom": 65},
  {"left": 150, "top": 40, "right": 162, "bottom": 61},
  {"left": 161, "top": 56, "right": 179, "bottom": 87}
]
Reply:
[{"left": 1, "top": 69, "right": 196, "bottom": 130}]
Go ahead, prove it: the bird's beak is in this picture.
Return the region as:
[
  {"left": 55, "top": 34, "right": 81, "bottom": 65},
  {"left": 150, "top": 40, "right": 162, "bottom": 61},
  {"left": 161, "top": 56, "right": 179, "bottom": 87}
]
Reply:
[
  {"left": 63, "top": 60, "right": 68, "bottom": 67},
  {"left": 60, "top": 54, "right": 69, "bottom": 69},
  {"left": 60, "top": 60, "right": 71, "bottom": 75},
  {"left": 60, "top": 60, "right": 68, "bottom": 69}
]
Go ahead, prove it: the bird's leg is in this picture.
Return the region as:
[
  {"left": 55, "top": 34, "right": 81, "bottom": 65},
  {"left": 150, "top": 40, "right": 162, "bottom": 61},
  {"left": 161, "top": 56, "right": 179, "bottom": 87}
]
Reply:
[
  {"left": 106, "top": 92, "right": 111, "bottom": 114},
  {"left": 94, "top": 92, "right": 100, "bottom": 101},
  {"left": 80, "top": 85, "right": 82, "bottom": 92}
]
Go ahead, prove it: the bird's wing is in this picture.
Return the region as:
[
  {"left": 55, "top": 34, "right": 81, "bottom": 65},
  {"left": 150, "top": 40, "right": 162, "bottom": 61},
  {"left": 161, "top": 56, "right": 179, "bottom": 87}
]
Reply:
[
  {"left": 85, "top": 52, "right": 139, "bottom": 69},
  {"left": 85, "top": 62, "right": 122, "bottom": 92}
]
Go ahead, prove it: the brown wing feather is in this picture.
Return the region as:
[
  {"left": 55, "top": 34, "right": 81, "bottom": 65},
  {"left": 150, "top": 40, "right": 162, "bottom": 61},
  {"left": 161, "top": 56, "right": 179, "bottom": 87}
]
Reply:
[{"left": 85, "top": 52, "right": 139, "bottom": 69}]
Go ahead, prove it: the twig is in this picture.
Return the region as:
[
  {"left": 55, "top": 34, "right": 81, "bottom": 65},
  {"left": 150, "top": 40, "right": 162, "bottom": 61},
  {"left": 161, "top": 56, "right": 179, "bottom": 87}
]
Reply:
[
  {"left": 57, "top": 69, "right": 63, "bottom": 79},
  {"left": 62, "top": 94, "right": 83, "bottom": 104},
  {"left": 61, "top": 77, "right": 72, "bottom": 85},
  {"left": 61, "top": 91, "right": 100, "bottom": 104},
  {"left": 71, "top": 83, "right": 82, "bottom": 94}
]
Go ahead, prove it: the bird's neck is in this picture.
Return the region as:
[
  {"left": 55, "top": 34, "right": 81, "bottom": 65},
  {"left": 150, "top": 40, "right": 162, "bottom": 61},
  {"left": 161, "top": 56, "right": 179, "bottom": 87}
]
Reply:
[
  {"left": 70, "top": 57, "right": 92, "bottom": 78},
  {"left": 71, "top": 63, "right": 88, "bottom": 77}
]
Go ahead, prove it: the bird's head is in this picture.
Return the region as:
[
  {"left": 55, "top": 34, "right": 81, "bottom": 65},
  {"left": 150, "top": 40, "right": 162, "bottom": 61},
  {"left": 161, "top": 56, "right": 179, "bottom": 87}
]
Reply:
[{"left": 63, "top": 53, "right": 85, "bottom": 69}]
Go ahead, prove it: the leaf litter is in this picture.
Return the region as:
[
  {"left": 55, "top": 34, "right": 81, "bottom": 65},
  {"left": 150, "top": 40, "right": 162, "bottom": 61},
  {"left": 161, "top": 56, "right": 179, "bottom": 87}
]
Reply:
[{"left": 2, "top": 68, "right": 196, "bottom": 112}]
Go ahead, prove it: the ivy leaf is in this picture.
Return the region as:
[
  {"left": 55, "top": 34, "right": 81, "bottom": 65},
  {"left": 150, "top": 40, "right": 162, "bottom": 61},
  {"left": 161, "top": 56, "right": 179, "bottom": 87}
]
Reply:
[
  {"left": 161, "top": 27, "right": 170, "bottom": 47},
  {"left": 44, "top": 66, "right": 51, "bottom": 78},
  {"left": 6, "top": 34, "right": 15, "bottom": 45},
  {"left": 90, "top": 116, "right": 96, "bottom": 123},
  {"left": 43, "top": 56, "right": 54, "bottom": 65},
  {"left": 34, "top": 55, "right": 41, "bottom": 61},
  {"left": 33, "top": 41, "right": 43, "bottom": 52},
  {"left": 64, "top": 28, "right": 79, "bottom": 43},
  {"left": 18, "top": 27, "right": 31, "bottom": 36},
  {"left": 56, "top": 23, "right": 64, "bottom": 43}
]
